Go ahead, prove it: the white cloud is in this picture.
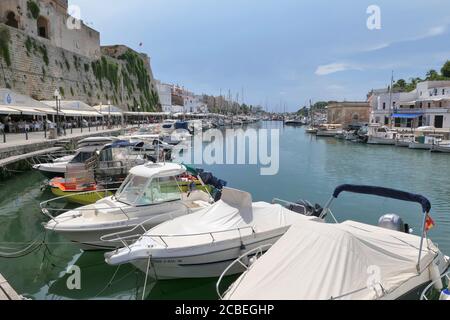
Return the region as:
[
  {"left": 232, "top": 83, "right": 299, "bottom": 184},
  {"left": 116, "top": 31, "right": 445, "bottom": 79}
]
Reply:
[{"left": 315, "top": 63, "right": 361, "bottom": 76}]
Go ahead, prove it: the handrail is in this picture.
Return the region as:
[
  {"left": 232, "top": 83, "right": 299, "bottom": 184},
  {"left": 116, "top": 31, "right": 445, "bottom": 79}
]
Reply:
[
  {"left": 216, "top": 244, "right": 273, "bottom": 300},
  {"left": 420, "top": 271, "right": 450, "bottom": 300},
  {"left": 100, "top": 211, "right": 184, "bottom": 250},
  {"left": 39, "top": 188, "right": 119, "bottom": 221}
]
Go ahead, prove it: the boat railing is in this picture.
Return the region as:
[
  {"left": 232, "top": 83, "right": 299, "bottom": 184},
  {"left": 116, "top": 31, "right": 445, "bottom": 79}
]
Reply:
[
  {"left": 216, "top": 244, "right": 273, "bottom": 300},
  {"left": 420, "top": 271, "right": 450, "bottom": 300},
  {"left": 100, "top": 212, "right": 182, "bottom": 249},
  {"left": 39, "top": 188, "right": 120, "bottom": 221},
  {"left": 145, "top": 225, "right": 257, "bottom": 249}
]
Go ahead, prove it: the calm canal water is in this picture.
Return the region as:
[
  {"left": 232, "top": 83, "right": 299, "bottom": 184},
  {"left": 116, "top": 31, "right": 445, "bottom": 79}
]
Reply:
[{"left": 0, "top": 121, "right": 449, "bottom": 300}]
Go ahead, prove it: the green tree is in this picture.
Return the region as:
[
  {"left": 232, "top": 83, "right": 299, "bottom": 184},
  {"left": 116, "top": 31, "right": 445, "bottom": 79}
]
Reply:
[
  {"left": 442, "top": 60, "right": 450, "bottom": 78},
  {"left": 426, "top": 69, "right": 439, "bottom": 80}
]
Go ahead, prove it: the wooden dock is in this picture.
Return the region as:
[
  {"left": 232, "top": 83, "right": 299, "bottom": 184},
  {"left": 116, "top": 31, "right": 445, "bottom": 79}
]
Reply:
[
  {"left": 0, "top": 273, "right": 21, "bottom": 300},
  {"left": 0, "top": 146, "right": 63, "bottom": 168}
]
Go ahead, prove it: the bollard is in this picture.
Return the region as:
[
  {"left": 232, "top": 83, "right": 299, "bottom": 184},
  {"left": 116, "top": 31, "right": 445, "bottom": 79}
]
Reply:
[
  {"left": 25, "top": 130, "right": 28, "bottom": 141},
  {"left": 64, "top": 127, "right": 66, "bottom": 136},
  {"left": 2, "top": 130, "right": 5, "bottom": 143},
  {"left": 81, "top": 125, "right": 83, "bottom": 133},
  {"left": 71, "top": 126, "right": 73, "bottom": 134}
]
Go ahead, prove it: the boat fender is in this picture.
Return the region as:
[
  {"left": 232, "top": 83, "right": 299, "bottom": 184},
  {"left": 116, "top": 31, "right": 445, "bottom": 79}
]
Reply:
[
  {"left": 440, "top": 288, "right": 450, "bottom": 300},
  {"left": 429, "top": 263, "right": 444, "bottom": 291}
]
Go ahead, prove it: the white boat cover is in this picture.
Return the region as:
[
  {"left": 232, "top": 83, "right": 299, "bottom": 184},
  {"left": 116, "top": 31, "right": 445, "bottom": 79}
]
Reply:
[
  {"left": 225, "top": 220, "right": 439, "bottom": 300},
  {"left": 142, "top": 188, "right": 319, "bottom": 248}
]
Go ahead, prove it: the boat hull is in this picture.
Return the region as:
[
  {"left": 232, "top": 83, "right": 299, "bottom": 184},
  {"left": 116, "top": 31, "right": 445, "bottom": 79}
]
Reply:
[
  {"left": 431, "top": 145, "right": 450, "bottom": 153},
  {"left": 367, "top": 137, "right": 396, "bottom": 145},
  {"left": 409, "top": 143, "right": 433, "bottom": 150},
  {"left": 129, "top": 231, "right": 287, "bottom": 280}
]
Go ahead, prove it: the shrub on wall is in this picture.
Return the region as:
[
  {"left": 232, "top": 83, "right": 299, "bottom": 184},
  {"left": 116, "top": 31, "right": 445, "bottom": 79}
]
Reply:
[
  {"left": 0, "top": 27, "right": 11, "bottom": 67},
  {"left": 27, "top": 1, "right": 40, "bottom": 20}
]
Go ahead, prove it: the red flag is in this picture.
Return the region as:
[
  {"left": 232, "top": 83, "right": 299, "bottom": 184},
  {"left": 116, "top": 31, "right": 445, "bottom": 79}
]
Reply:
[{"left": 425, "top": 214, "right": 435, "bottom": 232}]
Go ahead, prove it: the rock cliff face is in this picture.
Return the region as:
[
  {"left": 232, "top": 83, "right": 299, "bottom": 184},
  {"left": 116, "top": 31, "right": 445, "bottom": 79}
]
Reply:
[{"left": 0, "top": 24, "right": 160, "bottom": 111}]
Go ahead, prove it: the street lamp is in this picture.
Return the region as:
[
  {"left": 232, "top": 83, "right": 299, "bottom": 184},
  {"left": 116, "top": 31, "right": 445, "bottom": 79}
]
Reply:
[
  {"left": 137, "top": 105, "right": 141, "bottom": 127},
  {"left": 108, "top": 100, "right": 112, "bottom": 128},
  {"left": 54, "top": 89, "right": 61, "bottom": 136}
]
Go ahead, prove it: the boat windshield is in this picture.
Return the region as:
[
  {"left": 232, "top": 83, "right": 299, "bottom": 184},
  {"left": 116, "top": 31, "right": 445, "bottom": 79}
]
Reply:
[
  {"left": 70, "top": 152, "right": 95, "bottom": 163},
  {"left": 116, "top": 174, "right": 181, "bottom": 206}
]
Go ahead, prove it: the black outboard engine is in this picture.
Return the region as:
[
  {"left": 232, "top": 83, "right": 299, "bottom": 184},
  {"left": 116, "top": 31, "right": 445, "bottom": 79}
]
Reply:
[
  {"left": 378, "top": 214, "right": 411, "bottom": 233},
  {"left": 287, "top": 200, "right": 324, "bottom": 218}
]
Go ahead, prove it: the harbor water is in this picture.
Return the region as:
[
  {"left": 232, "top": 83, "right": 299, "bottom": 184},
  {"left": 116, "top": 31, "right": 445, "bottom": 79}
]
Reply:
[{"left": 0, "top": 121, "right": 449, "bottom": 300}]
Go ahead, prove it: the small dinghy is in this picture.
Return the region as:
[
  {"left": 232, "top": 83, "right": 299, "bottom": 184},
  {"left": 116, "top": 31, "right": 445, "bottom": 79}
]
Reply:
[
  {"left": 219, "top": 185, "right": 450, "bottom": 300},
  {"left": 104, "top": 188, "right": 323, "bottom": 279}
]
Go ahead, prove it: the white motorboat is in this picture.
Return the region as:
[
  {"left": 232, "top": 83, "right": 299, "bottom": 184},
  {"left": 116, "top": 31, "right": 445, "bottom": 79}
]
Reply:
[
  {"left": 42, "top": 163, "right": 213, "bottom": 250},
  {"left": 367, "top": 125, "right": 397, "bottom": 145},
  {"left": 33, "top": 145, "right": 101, "bottom": 179},
  {"left": 431, "top": 142, "right": 450, "bottom": 153},
  {"left": 104, "top": 188, "right": 323, "bottom": 279},
  {"left": 77, "top": 136, "right": 119, "bottom": 148},
  {"left": 219, "top": 185, "right": 449, "bottom": 300},
  {"left": 161, "top": 119, "right": 177, "bottom": 135},
  {"left": 316, "top": 124, "right": 343, "bottom": 137},
  {"left": 395, "top": 134, "right": 416, "bottom": 147},
  {"left": 305, "top": 127, "right": 318, "bottom": 134},
  {"left": 409, "top": 134, "right": 444, "bottom": 150}
]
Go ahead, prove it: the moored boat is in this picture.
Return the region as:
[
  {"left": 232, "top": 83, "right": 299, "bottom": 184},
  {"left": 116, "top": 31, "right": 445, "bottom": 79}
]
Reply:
[
  {"left": 42, "top": 163, "right": 215, "bottom": 251},
  {"left": 103, "top": 188, "right": 323, "bottom": 279},
  {"left": 219, "top": 185, "right": 450, "bottom": 300}
]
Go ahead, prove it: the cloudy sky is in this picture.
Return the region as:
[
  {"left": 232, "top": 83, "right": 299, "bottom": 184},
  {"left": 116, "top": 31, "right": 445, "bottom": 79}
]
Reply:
[{"left": 72, "top": 0, "right": 450, "bottom": 111}]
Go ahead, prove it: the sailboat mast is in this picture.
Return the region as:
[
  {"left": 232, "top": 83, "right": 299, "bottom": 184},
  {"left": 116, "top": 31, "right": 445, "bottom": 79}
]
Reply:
[{"left": 388, "top": 71, "right": 394, "bottom": 128}]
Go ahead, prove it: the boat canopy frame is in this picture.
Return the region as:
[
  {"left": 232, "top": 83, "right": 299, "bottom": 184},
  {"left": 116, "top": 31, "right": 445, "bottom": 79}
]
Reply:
[{"left": 319, "top": 184, "right": 433, "bottom": 273}]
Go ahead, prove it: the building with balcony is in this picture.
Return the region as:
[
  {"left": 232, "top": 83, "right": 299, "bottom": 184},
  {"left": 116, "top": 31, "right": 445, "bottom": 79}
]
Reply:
[{"left": 369, "top": 81, "right": 450, "bottom": 129}]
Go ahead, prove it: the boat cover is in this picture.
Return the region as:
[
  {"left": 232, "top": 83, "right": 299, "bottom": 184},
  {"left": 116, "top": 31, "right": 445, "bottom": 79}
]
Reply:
[
  {"left": 142, "top": 188, "right": 319, "bottom": 248},
  {"left": 225, "top": 220, "right": 439, "bottom": 300}
]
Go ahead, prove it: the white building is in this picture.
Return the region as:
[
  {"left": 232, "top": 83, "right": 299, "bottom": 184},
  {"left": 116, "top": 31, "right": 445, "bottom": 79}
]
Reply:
[
  {"left": 369, "top": 81, "right": 450, "bottom": 129},
  {"left": 155, "top": 80, "right": 172, "bottom": 113},
  {"left": 156, "top": 81, "right": 209, "bottom": 114}
]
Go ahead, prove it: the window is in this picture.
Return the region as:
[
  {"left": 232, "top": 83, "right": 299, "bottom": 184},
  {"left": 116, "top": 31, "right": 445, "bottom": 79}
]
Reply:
[
  {"left": 137, "top": 176, "right": 181, "bottom": 206},
  {"left": 383, "top": 102, "right": 386, "bottom": 110},
  {"left": 70, "top": 152, "right": 95, "bottom": 163},
  {"left": 440, "top": 102, "right": 443, "bottom": 108},
  {"left": 420, "top": 102, "right": 423, "bottom": 108},
  {"left": 37, "top": 16, "right": 49, "bottom": 39},
  {"left": 5, "top": 11, "right": 19, "bottom": 29},
  {"left": 116, "top": 175, "right": 149, "bottom": 205},
  {"left": 116, "top": 175, "right": 182, "bottom": 206},
  {"left": 443, "top": 89, "right": 446, "bottom": 95},
  {"left": 428, "top": 103, "right": 431, "bottom": 109}
]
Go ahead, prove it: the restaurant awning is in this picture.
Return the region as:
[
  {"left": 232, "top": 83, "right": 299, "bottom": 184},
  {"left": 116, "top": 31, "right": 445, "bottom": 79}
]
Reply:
[
  {"left": 0, "top": 106, "right": 21, "bottom": 115},
  {"left": 0, "top": 88, "right": 58, "bottom": 116},
  {"left": 392, "top": 113, "right": 423, "bottom": 119}
]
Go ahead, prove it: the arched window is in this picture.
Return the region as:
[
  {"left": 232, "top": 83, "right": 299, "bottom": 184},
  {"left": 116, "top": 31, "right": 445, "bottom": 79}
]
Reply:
[
  {"left": 352, "top": 114, "right": 359, "bottom": 121},
  {"left": 37, "top": 16, "right": 49, "bottom": 39},
  {"left": 5, "top": 11, "right": 19, "bottom": 29}
]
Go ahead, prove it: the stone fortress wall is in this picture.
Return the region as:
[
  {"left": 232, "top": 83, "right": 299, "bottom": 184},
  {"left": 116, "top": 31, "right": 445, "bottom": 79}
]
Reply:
[{"left": 0, "top": 0, "right": 160, "bottom": 111}]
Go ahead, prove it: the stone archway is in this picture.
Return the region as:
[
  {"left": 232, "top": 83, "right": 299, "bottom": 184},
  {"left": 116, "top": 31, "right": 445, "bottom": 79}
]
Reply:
[
  {"left": 37, "top": 16, "right": 50, "bottom": 39},
  {"left": 5, "top": 11, "right": 19, "bottom": 29}
]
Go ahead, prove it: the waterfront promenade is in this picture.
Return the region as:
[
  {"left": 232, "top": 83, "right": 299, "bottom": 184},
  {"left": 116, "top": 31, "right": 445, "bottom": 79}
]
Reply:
[
  {"left": 0, "top": 125, "right": 130, "bottom": 151},
  {"left": 0, "top": 125, "right": 138, "bottom": 168}
]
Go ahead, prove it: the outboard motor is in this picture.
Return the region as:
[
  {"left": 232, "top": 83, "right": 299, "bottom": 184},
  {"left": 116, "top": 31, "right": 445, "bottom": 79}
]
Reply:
[
  {"left": 287, "top": 200, "right": 324, "bottom": 218},
  {"left": 378, "top": 214, "right": 410, "bottom": 233}
]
